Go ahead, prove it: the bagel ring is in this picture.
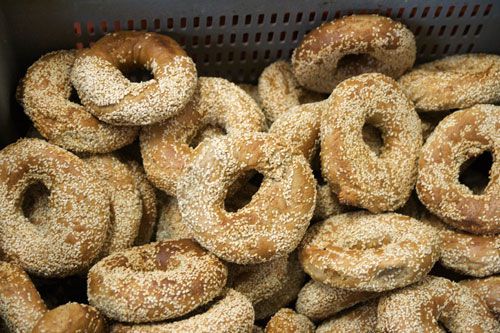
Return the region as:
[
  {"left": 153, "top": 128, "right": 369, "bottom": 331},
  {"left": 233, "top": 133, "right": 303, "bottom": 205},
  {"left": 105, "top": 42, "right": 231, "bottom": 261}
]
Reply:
[
  {"left": 0, "top": 139, "right": 109, "bottom": 277},
  {"left": 299, "top": 212, "right": 439, "bottom": 292},
  {"left": 0, "top": 261, "right": 47, "bottom": 333},
  {"left": 460, "top": 276, "right": 499, "bottom": 319},
  {"left": 32, "top": 303, "right": 106, "bottom": 333},
  {"left": 265, "top": 308, "right": 314, "bottom": 333},
  {"left": 88, "top": 239, "right": 227, "bottom": 323},
  {"left": 177, "top": 132, "right": 316, "bottom": 264},
  {"left": 377, "top": 276, "right": 499, "bottom": 332},
  {"left": 71, "top": 31, "right": 197, "bottom": 125},
  {"left": 292, "top": 14, "right": 416, "bottom": 93},
  {"left": 18, "top": 50, "right": 138, "bottom": 153},
  {"left": 110, "top": 289, "right": 254, "bottom": 333},
  {"left": 316, "top": 300, "right": 378, "bottom": 333},
  {"left": 321, "top": 73, "right": 422, "bottom": 213},
  {"left": 399, "top": 54, "right": 500, "bottom": 112},
  {"left": 416, "top": 104, "right": 500, "bottom": 234},
  {"left": 258, "top": 61, "right": 325, "bottom": 124},
  {"left": 141, "top": 77, "right": 265, "bottom": 195}
]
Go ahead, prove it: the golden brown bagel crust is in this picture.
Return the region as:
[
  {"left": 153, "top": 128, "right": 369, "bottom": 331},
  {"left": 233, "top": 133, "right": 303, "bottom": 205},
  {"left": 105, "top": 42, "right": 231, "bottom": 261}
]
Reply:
[
  {"left": 0, "top": 261, "right": 47, "bottom": 333},
  {"left": 295, "top": 280, "right": 377, "bottom": 321},
  {"left": 399, "top": 54, "right": 500, "bottom": 112},
  {"left": 84, "top": 154, "right": 142, "bottom": 257},
  {"left": 0, "top": 139, "right": 109, "bottom": 277},
  {"left": 377, "top": 276, "right": 499, "bottom": 333},
  {"left": 258, "top": 61, "right": 325, "bottom": 124},
  {"left": 423, "top": 214, "right": 499, "bottom": 277},
  {"left": 88, "top": 239, "right": 227, "bottom": 323},
  {"left": 177, "top": 132, "right": 316, "bottom": 264},
  {"left": 140, "top": 77, "right": 265, "bottom": 196},
  {"left": 18, "top": 50, "right": 138, "bottom": 153},
  {"left": 71, "top": 31, "right": 197, "bottom": 125},
  {"left": 265, "top": 308, "right": 314, "bottom": 333},
  {"left": 321, "top": 73, "right": 422, "bottom": 213},
  {"left": 316, "top": 300, "right": 378, "bottom": 333},
  {"left": 460, "top": 276, "right": 499, "bottom": 319},
  {"left": 110, "top": 289, "right": 254, "bottom": 333},
  {"left": 32, "top": 303, "right": 106, "bottom": 333},
  {"left": 299, "top": 212, "right": 439, "bottom": 292},
  {"left": 416, "top": 104, "right": 500, "bottom": 234},
  {"left": 292, "top": 15, "right": 416, "bottom": 93}
]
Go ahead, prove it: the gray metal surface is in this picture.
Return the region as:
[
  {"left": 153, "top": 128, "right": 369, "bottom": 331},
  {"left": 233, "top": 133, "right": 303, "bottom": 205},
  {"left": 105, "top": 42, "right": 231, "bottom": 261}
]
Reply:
[{"left": 0, "top": 0, "right": 499, "bottom": 146}]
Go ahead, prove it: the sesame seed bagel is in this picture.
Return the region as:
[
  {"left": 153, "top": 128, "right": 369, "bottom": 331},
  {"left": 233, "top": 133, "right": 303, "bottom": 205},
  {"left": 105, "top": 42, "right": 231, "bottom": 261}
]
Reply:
[
  {"left": 83, "top": 154, "right": 142, "bottom": 256},
  {"left": 299, "top": 212, "right": 439, "bottom": 292},
  {"left": 88, "top": 239, "right": 227, "bottom": 323},
  {"left": 0, "top": 139, "right": 109, "bottom": 277},
  {"left": 416, "top": 104, "right": 500, "bottom": 234},
  {"left": 141, "top": 77, "right": 265, "bottom": 196},
  {"left": 321, "top": 73, "right": 422, "bottom": 213},
  {"left": 110, "top": 289, "right": 254, "bottom": 333},
  {"left": 265, "top": 308, "right": 314, "bottom": 333},
  {"left": 254, "top": 253, "right": 306, "bottom": 320},
  {"left": 0, "top": 261, "right": 47, "bottom": 333},
  {"left": 71, "top": 31, "right": 197, "bottom": 125},
  {"left": 295, "top": 280, "right": 378, "bottom": 321},
  {"left": 377, "top": 276, "right": 500, "bottom": 333},
  {"left": 460, "top": 276, "right": 499, "bottom": 319},
  {"left": 291, "top": 15, "right": 416, "bottom": 93},
  {"left": 315, "top": 300, "right": 378, "bottom": 333},
  {"left": 258, "top": 61, "right": 325, "bottom": 124},
  {"left": 156, "top": 197, "right": 192, "bottom": 241},
  {"left": 423, "top": 213, "right": 499, "bottom": 277},
  {"left": 177, "top": 132, "right": 316, "bottom": 264},
  {"left": 18, "top": 50, "right": 138, "bottom": 153},
  {"left": 32, "top": 303, "right": 106, "bottom": 333},
  {"left": 399, "top": 54, "right": 500, "bottom": 112},
  {"left": 229, "top": 255, "right": 288, "bottom": 304},
  {"left": 238, "top": 84, "right": 262, "bottom": 108},
  {"left": 126, "top": 161, "right": 158, "bottom": 246}
]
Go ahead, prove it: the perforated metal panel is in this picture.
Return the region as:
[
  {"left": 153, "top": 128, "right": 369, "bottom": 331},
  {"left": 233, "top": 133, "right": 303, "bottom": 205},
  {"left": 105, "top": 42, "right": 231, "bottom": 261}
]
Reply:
[{"left": 0, "top": 0, "right": 498, "bottom": 145}]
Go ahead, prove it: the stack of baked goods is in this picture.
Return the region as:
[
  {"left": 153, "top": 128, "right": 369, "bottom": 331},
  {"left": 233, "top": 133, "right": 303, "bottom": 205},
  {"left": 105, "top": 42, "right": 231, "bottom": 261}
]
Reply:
[{"left": 1, "top": 13, "right": 499, "bottom": 333}]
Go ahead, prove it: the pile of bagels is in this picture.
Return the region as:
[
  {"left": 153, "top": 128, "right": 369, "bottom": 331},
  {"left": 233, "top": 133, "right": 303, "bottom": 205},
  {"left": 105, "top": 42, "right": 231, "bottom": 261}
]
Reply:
[{"left": 1, "top": 13, "right": 499, "bottom": 333}]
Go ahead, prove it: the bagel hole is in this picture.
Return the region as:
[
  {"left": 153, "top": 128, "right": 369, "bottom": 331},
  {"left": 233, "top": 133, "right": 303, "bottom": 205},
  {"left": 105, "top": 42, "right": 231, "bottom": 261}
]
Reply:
[
  {"left": 224, "top": 171, "right": 263, "bottom": 212},
  {"left": 458, "top": 150, "right": 493, "bottom": 194},
  {"left": 121, "top": 66, "right": 154, "bottom": 83},
  {"left": 69, "top": 87, "right": 82, "bottom": 104},
  {"left": 337, "top": 53, "right": 379, "bottom": 75},
  {"left": 311, "top": 149, "right": 326, "bottom": 185},
  {"left": 21, "top": 181, "right": 51, "bottom": 225},
  {"left": 362, "top": 124, "right": 383, "bottom": 156}
]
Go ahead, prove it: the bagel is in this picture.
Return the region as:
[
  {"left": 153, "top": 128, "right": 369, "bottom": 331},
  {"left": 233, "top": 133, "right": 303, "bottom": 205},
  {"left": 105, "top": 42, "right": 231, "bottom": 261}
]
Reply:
[
  {"left": 292, "top": 15, "right": 416, "bottom": 93},
  {"left": 299, "top": 212, "right": 439, "bottom": 292},
  {"left": 88, "top": 239, "right": 227, "bottom": 323},
  {"left": 0, "top": 261, "right": 47, "bottom": 333},
  {"left": 156, "top": 197, "right": 192, "bottom": 241},
  {"left": 229, "top": 255, "right": 288, "bottom": 305},
  {"left": 71, "top": 31, "right": 197, "bottom": 125},
  {"left": 460, "top": 276, "right": 499, "bottom": 319},
  {"left": 177, "top": 132, "right": 316, "bottom": 264},
  {"left": 423, "top": 213, "right": 499, "bottom": 277},
  {"left": 238, "top": 84, "right": 262, "bottom": 108},
  {"left": 18, "top": 50, "right": 138, "bottom": 153},
  {"left": 83, "top": 154, "right": 142, "bottom": 256},
  {"left": 377, "top": 275, "right": 499, "bottom": 332},
  {"left": 295, "top": 280, "right": 377, "bottom": 321},
  {"left": 0, "top": 139, "right": 109, "bottom": 277},
  {"left": 126, "top": 161, "right": 158, "bottom": 246},
  {"left": 110, "top": 289, "right": 254, "bottom": 333},
  {"left": 416, "top": 104, "right": 500, "bottom": 234},
  {"left": 32, "top": 303, "right": 106, "bottom": 333},
  {"left": 141, "top": 77, "right": 265, "bottom": 195},
  {"left": 265, "top": 308, "right": 314, "bottom": 333},
  {"left": 399, "top": 54, "right": 500, "bottom": 111},
  {"left": 321, "top": 73, "right": 422, "bottom": 213},
  {"left": 258, "top": 61, "right": 325, "bottom": 124},
  {"left": 254, "top": 253, "right": 305, "bottom": 320},
  {"left": 316, "top": 300, "right": 378, "bottom": 333}
]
